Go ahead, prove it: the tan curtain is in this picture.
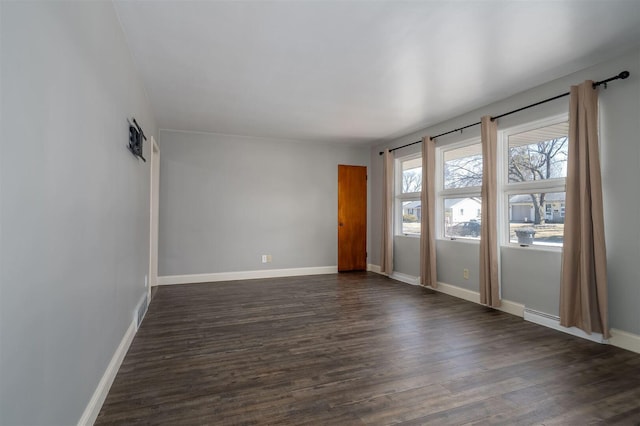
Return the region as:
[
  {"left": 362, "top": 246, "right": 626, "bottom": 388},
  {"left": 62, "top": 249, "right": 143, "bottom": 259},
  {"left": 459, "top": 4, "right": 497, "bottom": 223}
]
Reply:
[
  {"left": 479, "top": 116, "right": 501, "bottom": 307},
  {"left": 380, "top": 149, "right": 394, "bottom": 274},
  {"left": 420, "top": 137, "right": 437, "bottom": 288},
  {"left": 560, "top": 81, "right": 609, "bottom": 338}
]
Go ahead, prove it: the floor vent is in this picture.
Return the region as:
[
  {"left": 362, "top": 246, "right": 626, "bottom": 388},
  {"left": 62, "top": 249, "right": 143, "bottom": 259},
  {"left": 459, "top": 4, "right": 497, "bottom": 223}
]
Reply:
[
  {"left": 524, "top": 307, "right": 606, "bottom": 344},
  {"left": 524, "top": 308, "right": 559, "bottom": 322},
  {"left": 135, "top": 294, "right": 148, "bottom": 331}
]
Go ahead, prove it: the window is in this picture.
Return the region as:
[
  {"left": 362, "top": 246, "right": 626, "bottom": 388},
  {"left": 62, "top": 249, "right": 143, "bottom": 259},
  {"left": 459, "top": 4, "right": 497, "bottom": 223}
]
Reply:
[
  {"left": 501, "top": 117, "right": 568, "bottom": 247},
  {"left": 396, "top": 155, "right": 422, "bottom": 236},
  {"left": 438, "top": 139, "right": 483, "bottom": 240}
]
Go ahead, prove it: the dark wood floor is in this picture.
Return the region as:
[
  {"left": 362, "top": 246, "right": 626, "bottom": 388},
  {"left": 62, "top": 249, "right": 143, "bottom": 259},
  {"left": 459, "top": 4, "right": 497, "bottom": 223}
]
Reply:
[{"left": 96, "top": 272, "right": 640, "bottom": 425}]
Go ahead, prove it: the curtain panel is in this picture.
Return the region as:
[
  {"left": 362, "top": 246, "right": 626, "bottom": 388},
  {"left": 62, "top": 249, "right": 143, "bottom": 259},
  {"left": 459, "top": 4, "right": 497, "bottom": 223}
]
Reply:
[
  {"left": 479, "top": 116, "right": 501, "bottom": 307},
  {"left": 381, "top": 149, "right": 394, "bottom": 275},
  {"left": 420, "top": 137, "right": 437, "bottom": 288},
  {"left": 560, "top": 81, "right": 610, "bottom": 338}
]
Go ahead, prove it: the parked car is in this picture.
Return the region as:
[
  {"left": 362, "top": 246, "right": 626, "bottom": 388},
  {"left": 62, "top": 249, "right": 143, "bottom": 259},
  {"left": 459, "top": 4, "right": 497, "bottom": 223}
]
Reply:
[{"left": 449, "top": 220, "right": 481, "bottom": 238}]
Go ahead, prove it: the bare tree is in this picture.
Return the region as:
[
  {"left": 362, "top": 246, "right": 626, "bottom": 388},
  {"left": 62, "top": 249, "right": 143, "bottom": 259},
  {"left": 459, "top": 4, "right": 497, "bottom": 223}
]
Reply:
[
  {"left": 402, "top": 170, "right": 421, "bottom": 193},
  {"left": 508, "top": 137, "right": 567, "bottom": 224},
  {"left": 442, "top": 137, "right": 567, "bottom": 225},
  {"left": 444, "top": 155, "right": 483, "bottom": 189}
]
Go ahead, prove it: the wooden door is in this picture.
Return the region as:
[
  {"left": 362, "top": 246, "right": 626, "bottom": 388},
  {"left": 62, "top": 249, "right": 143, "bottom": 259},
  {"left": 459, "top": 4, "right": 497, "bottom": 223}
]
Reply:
[{"left": 338, "top": 165, "right": 367, "bottom": 271}]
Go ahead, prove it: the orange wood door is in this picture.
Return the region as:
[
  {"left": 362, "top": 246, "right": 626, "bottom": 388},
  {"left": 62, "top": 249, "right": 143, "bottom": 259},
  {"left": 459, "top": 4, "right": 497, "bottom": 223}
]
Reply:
[{"left": 338, "top": 165, "right": 367, "bottom": 271}]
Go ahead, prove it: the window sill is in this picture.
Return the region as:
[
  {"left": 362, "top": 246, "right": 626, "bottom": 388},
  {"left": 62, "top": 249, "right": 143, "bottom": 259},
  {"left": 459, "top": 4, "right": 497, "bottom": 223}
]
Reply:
[
  {"left": 438, "top": 238, "right": 480, "bottom": 245},
  {"left": 396, "top": 234, "right": 420, "bottom": 239},
  {"left": 502, "top": 243, "right": 562, "bottom": 253}
]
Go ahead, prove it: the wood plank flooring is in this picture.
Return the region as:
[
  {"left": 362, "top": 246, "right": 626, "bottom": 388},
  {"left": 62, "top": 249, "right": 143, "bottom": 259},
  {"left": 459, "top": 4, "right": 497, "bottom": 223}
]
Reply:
[{"left": 96, "top": 272, "right": 640, "bottom": 425}]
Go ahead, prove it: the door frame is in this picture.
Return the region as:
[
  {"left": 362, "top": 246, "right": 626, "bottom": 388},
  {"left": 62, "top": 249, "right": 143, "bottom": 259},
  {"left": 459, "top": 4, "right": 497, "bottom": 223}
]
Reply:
[{"left": 148, "top": 137, "right": 160, "bottom": 300}]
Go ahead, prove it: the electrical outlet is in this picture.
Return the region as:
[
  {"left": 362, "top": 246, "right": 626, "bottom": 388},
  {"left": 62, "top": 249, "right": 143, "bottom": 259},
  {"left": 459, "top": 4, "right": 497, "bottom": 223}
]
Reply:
[
  {"left": 261, "top": 255, "right": 267, "bottom": 263},
  {"left": 463, "top": 269, "right": 469, "bottom": 280}
]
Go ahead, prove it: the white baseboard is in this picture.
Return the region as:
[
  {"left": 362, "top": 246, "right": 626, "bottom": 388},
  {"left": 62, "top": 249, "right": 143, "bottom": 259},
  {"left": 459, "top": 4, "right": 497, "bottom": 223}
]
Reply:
[
  {"left": 367, "top": 264, "right": 382, "bottom": 274},
  {"left": 608, "top": 328, "right": 640, "bottom": 354},
  {"left": 78, "top": 319, "right": 136, "bottom": 426},
  {"left": 435, "top": 281, "right": 480, "bottom": 303},
  {"left": 388, "top": 273, "right": 525, "bottom": 317},
  {"left": 434, "top": 281, "right": 525, "bottom": 317},
  {"left": 523, "top": 308, "right": 606, "bottom": 344},
  {"left": 158, "top": 266, "right": 338, "bottom": 286},
  {"left": 494, "top": 299, "right": 526, "bottom": 318},
  {"left": 522, "top": 311, "right": 640, "bottom": 353},
  {"left": 395, "top": 277, "right": 637, "bottom": 352}
]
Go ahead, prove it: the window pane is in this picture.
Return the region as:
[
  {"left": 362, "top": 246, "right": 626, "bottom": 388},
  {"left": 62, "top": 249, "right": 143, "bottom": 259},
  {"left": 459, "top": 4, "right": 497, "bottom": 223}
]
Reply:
[
  {"left": 508, "top": 192, "right": 565, "bottom": 246},
  {"left": 402, "top": 200, "right": 421, "bottom": 235},
  {"left": 508, "top": 122, "right": 568, "bottom": 183},
  {"left": 402, "top": 157, "right": 422, "bottom": 193},
  {"left": 444, "top": 197, "right": 481, "bottom": 239},
  {"left": 444, "top": 143, "right": 482, "bottom": 189}
]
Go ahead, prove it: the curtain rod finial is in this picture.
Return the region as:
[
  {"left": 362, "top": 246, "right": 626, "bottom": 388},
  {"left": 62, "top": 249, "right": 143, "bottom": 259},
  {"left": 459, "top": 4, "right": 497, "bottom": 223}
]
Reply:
[{"left": 619, "top": 71, "right": 630, "bottom": 80}]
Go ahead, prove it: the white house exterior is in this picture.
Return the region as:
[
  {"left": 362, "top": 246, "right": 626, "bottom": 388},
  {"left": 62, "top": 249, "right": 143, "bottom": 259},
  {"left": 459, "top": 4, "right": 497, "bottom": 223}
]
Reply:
[
  {"left": 509, "top": 193, "right": 565, "bottom": 223},
  {"left": 402, "top": 200, "right": 421, "bottom": 220},
  {"left": 444, "top": 198, "right": 481, "bottom": 225}
]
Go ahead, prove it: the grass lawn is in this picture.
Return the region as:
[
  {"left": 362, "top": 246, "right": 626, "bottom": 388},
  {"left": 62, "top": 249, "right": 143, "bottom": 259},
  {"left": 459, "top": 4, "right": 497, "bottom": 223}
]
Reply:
[
  {"left": 510, "top": 222, "right": 564, "bottom": 245},
  {"left": 401, "top": 221, "right": 564, "bottom": 246}
]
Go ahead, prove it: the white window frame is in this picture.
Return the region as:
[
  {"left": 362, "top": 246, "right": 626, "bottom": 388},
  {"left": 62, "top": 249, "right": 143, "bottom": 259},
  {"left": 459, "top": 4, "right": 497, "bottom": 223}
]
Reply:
[
  {"left": 498, "top": 113, "right": 568, "bottom": 251},
  {"left": 436, "top": 136, "right": 483, "bottom": 242},
  {"left": 395, "top": 153, "right": 422, "bottom": 237}
]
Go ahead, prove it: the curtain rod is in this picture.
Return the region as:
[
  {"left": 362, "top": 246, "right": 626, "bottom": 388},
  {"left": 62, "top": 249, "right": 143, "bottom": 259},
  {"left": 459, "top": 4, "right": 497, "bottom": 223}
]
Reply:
[{"left": 379, "top": 70, "right": 630, "bottom": 155}]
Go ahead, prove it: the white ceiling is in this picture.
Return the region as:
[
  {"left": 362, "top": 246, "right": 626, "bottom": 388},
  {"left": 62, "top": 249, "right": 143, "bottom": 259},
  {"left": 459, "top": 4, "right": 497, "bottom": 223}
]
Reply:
[{"left": 114, "top": 1, "right": 640, "bottom": 145}]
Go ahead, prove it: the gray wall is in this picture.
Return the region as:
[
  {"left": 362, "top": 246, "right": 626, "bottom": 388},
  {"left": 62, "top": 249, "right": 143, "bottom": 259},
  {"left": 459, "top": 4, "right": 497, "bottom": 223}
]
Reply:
[
  {"left": 1, "top": 2, "right": 157, "bottom": 425},
  {"left": 371, "top": 47, "right": 640, "bottom": 336},
  {"left": 158, "top": 130, "right": 370, "bottom": 276}
]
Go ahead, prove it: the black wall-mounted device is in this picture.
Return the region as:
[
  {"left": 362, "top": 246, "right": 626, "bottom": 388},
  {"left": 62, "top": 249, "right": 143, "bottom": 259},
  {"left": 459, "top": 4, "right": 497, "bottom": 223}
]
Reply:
[{"left": 128, "top": 118, "right": 147, "bottom": 162}]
